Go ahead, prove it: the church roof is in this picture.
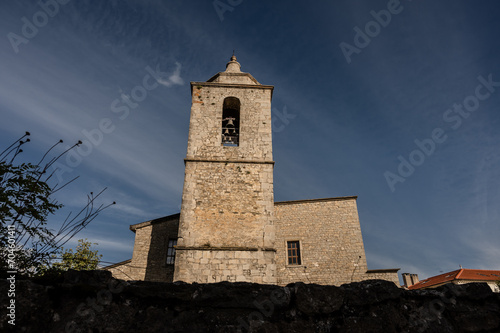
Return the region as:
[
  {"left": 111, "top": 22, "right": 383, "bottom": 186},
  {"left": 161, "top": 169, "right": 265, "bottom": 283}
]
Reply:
[
  {"left": 274, "top": 196, "right": 357, "bottom": 206},
  {"left": 103, "top": 258, "right": 131, "bottom": 269},
  {"left": 130, "top": 213, "right": 180, "bottom": 231},
  {"left": 201, "top": 54, "right": 263, "bottom": 86},
  {"left": 408, "top": 269, "right": 500, "bottom": 290}
]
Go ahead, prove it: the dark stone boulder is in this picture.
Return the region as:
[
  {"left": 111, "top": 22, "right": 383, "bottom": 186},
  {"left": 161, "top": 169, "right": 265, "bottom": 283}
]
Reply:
[
  {"left": 291, "top": 282, "right": 344, "bottom": 314},
  {"left": 1, "top": 270, "right": 499, "bottom": 332}
]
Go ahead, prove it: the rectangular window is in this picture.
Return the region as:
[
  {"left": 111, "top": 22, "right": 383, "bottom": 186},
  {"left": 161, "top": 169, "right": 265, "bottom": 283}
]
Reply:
[
  {"left": 166, "top": 239, "right": 177, "bottom": 265},
  {"left": 287, "top": 241, "right": 301, "bottom": 265}
]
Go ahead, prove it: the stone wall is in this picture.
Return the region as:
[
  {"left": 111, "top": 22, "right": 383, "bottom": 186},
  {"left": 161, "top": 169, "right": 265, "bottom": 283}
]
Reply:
[
  {"left": 275, "top": 197, "right": 387, "bottom": 286},
  {"left": 365, "top": 269, "right": 400, "bottom": 285},
  {"left": 177, "top": 161, "right": 274, "bottom": 249},
  {"left": 3, "top": 270, "right": 499, "bottom": 333},
  {"left": 105, "top": 215, "right": 179, "bottom": 282},
  {"left": 104, "top": 259, "right": 134, "bottom": 281},
  {"left": 174, "top": 248, "right": 276, "bottom": 284}
]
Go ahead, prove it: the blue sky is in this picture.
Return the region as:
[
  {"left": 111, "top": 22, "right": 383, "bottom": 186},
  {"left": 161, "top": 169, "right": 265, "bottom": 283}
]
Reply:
[{"left": 1, "top": 0, "right": 499, "bottom": 281}]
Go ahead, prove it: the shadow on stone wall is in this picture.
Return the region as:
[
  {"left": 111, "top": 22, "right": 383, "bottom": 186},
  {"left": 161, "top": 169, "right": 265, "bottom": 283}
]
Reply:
[
  {"left": 1, "top": 270, "right": 499, "bottom": 332},
  {"left": 144, "top": 221, "right": 175, "bottom": 282}
]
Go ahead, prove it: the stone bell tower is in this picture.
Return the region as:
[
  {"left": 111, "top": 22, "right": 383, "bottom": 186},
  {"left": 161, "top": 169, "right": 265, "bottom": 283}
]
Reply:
[{"left": 173, "top": 55, "right": 276, "bottom": 284}]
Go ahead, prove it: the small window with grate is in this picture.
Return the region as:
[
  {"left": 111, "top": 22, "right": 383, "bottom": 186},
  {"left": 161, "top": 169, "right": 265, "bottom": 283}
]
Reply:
[
  {"left": 166, "top": 239, "right": 177, "bottom": 265},
  {"left": 287, "top": 241, "right": 301, "bottom": 265}
]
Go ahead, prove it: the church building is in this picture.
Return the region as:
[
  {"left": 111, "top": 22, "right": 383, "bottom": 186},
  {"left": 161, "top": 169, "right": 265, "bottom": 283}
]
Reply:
[{"left": 105, "top": 55, "right": 399, "bottom": 286}]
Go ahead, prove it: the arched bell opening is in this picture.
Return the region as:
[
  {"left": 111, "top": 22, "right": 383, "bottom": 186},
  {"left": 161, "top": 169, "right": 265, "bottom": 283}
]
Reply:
[{"left": 221, "top": 97, "right": 240, "bottom": 146}]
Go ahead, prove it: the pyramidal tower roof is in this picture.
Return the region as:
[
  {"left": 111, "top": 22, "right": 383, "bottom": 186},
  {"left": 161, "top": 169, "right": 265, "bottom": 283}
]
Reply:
[{"left": 206, "top": 54, "right": 261, "bottom": 85}]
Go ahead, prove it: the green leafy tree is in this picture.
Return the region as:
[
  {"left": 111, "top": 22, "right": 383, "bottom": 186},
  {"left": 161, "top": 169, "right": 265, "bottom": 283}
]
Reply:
[
  {"left": 52, "top": 239, "right": 102, "bottom": 271},
  {"left": 0, "top": 132, "right": 114, "bottom": 275}
]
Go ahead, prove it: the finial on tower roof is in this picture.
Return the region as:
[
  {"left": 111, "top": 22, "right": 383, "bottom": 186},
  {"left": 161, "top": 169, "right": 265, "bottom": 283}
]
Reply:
[{"left": 225, "top": 51, "right": 241, "bottom": 73}]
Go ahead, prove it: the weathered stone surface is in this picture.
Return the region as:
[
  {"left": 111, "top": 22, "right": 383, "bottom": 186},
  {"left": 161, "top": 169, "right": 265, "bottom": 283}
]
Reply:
[
  {"left": 174, "top": 57, "right": 276, "bottom": 284},
  {"left": 274, "top": 198, "right": 399, "bottom": 286},
  {"left": 1, "top": 270, "right": 499, "bottom": 333}
]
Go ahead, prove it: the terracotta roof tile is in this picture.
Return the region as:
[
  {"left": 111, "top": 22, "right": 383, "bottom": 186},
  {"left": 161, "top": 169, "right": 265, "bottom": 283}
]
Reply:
[{"left": 409, "top": 269, "right": 500, "bottom": 290}]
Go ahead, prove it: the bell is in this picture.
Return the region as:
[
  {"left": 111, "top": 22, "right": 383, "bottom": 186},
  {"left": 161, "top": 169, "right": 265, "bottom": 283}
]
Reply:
[
  {"left": 226, "top": 118, "right": 234, "bottom": 126},
  {"left": 224, "top": 128, "right": 230, "bottom": 135}
]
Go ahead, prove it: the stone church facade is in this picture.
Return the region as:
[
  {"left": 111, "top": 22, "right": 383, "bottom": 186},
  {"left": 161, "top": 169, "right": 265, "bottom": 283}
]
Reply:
[{"left": 105, "top": 55, "right": 399, "bottom": 286}]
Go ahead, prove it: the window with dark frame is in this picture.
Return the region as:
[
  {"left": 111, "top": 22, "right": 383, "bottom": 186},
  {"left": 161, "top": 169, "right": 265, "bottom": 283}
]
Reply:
[
  {"left": 287, "top": 241, "right": 301, "bottom": 265},
  {"left": 166, "top": 239, "right": 177, "bottom": 265}
]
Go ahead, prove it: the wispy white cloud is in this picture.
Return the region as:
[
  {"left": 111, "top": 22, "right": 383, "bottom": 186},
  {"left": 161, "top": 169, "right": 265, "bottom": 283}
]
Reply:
[
  {"left": 157, "top": 62, "right": 184, "bottom": 86},
  {"left": 90, "top": 237, "right": 134, "bottom": 253},
  {"left": 110, "top": 203, "right": 152, "bottom": 219}
]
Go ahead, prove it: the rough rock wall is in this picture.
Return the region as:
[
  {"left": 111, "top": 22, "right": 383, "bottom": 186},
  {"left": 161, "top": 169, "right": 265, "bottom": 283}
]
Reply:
[{"left": 1, "top": 270, "right": 499, "bottom": 333}]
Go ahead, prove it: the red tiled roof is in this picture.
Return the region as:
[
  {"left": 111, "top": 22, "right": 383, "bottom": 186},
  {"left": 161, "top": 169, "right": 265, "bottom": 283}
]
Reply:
[{"left": 409, "top": 269, "right": 500, "bottom": 290}]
